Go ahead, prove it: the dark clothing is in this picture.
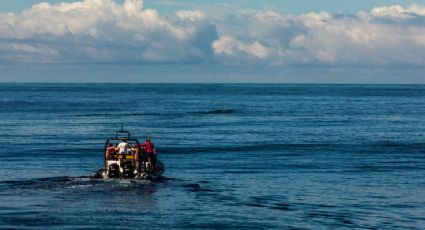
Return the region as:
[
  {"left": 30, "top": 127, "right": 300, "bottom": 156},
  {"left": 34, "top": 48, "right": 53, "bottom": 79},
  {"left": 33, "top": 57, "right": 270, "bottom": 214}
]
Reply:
[
  {"left": 140, "top": 150, "right": 148, "bottom": 161},
  {"left": 148, "top": 151, "right": 156, "bottom": 166}
]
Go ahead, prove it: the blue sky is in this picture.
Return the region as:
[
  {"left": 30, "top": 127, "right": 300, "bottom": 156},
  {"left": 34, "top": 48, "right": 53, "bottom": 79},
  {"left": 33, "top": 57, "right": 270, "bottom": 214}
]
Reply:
[
  {"left": 1, "top": 0, "right": 425, "bottom": 83},
  {"left": 1, "top": 0, "right": 423, "bottom": 14},
  {"left": 147, "top": 0, "right": 422, "bottom": 14}
]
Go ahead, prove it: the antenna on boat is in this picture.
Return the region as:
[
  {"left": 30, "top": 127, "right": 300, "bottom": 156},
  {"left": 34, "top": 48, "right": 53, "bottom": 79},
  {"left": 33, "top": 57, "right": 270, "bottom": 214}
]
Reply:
[{"left": 116, "top": 123, "right": 130, "bottom": 139}]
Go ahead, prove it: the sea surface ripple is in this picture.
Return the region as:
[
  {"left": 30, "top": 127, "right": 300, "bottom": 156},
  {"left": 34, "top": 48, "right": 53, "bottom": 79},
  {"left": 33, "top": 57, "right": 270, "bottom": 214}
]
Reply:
[{"left": 0, "top": 84, "right": 424, "bottom": 229}]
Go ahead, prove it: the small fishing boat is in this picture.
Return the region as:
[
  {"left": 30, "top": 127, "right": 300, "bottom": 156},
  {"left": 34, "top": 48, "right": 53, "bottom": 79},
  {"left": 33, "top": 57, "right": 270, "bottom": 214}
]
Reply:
[{"left": 93, "top": 127, "right": 165, "bottom": 180}]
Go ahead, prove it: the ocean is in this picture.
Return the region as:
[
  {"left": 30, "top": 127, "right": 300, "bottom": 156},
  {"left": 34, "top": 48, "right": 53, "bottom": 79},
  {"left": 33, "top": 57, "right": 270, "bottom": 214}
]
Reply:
[{"left": 0, "top": 83, "right": 424, "bottom": 229}]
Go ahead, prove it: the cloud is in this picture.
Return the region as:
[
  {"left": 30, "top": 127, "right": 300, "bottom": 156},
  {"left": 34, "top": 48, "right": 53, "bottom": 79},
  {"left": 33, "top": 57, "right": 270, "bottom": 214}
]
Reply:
[
  {"left": 367, "top": 4, "right": 425, "bottom": 19},
  {"left": 212, "top": 35, "right": 276, "bottom": 64},
  {"left": 0, "top": 0, "right": 217, "bottom": 63},
  {"left": 1, "top": 1, "right": 425, "bottom": 68},
  {"left": 213, "top": 5, "right": 425, "bottom": 67}
]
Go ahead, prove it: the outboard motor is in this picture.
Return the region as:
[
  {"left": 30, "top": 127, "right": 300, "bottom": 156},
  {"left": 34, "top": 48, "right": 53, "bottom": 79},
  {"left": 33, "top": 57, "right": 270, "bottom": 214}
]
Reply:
[
  {"left": 145, "top": 162, "right": 151, "bottom": 173},
  {"left": 108, "top": 164, "right": 120, "bottom": 178},
  {"left": 122, "top": 162, "right": 134, "bottom": 179}
]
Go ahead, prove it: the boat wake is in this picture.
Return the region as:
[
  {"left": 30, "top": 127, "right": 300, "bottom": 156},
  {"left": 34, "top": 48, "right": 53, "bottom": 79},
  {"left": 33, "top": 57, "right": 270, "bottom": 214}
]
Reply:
[{"left": 0, "top": 175, "right": 167, "bottom": 192}]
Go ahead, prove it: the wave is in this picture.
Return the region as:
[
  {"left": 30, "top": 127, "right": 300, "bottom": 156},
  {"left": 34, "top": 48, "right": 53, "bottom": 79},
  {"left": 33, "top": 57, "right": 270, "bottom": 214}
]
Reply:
[
  {"left": 0, "top": 175, "right": 166, "bottom": 191},
  {"left": 0, "top": 176, "right": 76, "bottom": 191},
  {"left": 192, "top": 109, "right": 237, "bottom": 115},
  {"left": 69, "top": 109, "right": 238, "bottom": 117},
  {"left": 72, "top": 112, "right": 172, "bottom": 117},
  {"left": 370, "top": 141, "right": 425, "bottom": 150},
  {"left": 159, "top": 141, "right": 425, "bottom": 155},
  {"left": 159, "top": 143, "right": 340, "bottom": 154}
]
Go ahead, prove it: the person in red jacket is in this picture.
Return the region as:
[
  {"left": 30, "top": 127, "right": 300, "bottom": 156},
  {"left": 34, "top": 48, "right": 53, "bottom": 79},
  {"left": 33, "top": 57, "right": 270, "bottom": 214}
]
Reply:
[{"left": 141, "top": 137, "right": 156, "bottom": 172}]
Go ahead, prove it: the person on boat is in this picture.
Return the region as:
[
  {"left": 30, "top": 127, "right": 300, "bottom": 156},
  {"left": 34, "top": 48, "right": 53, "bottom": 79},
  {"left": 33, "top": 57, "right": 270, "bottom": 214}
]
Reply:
[
  {"left": 132, "top": 143, "right": 142, "bottom": 173},
  {"left": 105, "top": 143, "right": 116, "bottom": 160},
  {"left": 117, "top": 139, "right": 129, "bottom": 154},
  {"left": 137, "top": 144, "right": 148, "bottom": 163},
  {"left": 141, "top": 137, "right": 156, "bottom": 171}
]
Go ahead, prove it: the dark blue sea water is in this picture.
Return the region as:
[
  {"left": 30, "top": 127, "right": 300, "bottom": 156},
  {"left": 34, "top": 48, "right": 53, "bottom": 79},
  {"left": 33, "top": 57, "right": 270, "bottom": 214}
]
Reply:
[{"left": 0, "top": 83, "right": 424, "bottom": 229}]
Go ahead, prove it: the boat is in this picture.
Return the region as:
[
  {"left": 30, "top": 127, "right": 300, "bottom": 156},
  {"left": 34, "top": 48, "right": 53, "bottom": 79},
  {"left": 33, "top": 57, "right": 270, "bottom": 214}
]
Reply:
[{"left": 93, "top": 127, "right": 165, "bottom": 180}]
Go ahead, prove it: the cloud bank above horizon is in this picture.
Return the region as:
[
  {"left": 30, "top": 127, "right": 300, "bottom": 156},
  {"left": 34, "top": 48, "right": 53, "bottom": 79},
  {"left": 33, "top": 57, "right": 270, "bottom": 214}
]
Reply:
[{"left": 1, "top": 0, "right": 425, "bottom": 68}]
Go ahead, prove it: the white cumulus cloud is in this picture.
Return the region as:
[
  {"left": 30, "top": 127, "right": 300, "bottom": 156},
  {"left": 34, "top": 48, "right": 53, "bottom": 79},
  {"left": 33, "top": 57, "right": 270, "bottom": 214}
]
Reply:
[
  {"left": 1, "top": 1, "right": 425, "bottom": 68},
  {"left": 0, "top": 0, "right": 217, "bottom": 63},
  {"left": 213, "top": 5, "right": 425, "bottom": 67}
]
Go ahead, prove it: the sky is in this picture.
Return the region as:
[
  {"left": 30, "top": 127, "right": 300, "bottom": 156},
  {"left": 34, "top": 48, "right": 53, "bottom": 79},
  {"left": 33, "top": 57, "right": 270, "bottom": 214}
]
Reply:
[{"left": 1, "top": 0, "right": 425, "bottom": 83}]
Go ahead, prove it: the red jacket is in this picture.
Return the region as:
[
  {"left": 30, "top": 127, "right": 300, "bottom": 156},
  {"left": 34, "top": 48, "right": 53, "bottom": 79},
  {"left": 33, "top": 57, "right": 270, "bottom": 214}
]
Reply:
[{"left": 141, "top": 141, "right": 155, "bottom": 153}]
